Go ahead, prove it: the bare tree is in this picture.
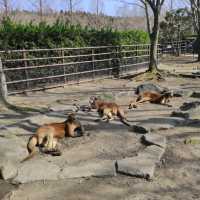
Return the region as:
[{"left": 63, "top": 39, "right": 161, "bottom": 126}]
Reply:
[
  {"left": 91, "top": 0, "right": 104, "bottom": 16},
  {"left": 62, "top": 0, "right": 81, "bottom": 22},
  {"left": 0, "top": 0, "right": 9, "bottom": 17},
  {"left": 30, "top": 0, "right": 46, "bottom": 22},
  {"left": 39, "top": 0, "right": 43, "bottom": 21},
  {"left": 139, "top": 0, "right": 165, "bottom": 71},
  {"left": 189, "top": 0, "right": 200, "bottom": 61},
  {"left": 117, "top": 0, "right": 165, "bottom": 71}
]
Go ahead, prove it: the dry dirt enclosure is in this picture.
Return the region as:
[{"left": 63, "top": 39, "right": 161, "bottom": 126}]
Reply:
[{"left": 1, "top": 56, "right": 200, "bottom": 200}]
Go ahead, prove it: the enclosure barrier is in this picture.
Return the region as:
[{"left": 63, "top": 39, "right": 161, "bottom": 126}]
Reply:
[
  {"left": 161, "top": 40, "right": 194, "bottom": 55},
  {"left": 0, "top": 44, "right": 158, "bottom": 95}
]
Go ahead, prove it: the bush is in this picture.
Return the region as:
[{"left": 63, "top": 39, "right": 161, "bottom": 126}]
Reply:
[{"left": 0, "top": 18, "right": 149, "bottom": 50}]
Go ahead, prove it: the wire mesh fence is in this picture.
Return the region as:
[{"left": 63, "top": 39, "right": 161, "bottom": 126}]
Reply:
[{"left": 0, "top": 44, "right": 153, "bottom": 95}]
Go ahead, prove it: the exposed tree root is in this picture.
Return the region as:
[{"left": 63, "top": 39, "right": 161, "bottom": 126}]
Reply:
[{"left": 134, "top": 68, "right": 178, "bottom": 82}]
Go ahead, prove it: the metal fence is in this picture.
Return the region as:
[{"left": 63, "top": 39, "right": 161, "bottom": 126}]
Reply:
[
  {"left": 0, "top": 44, "right": 153, "bottom": 95},
  {"left": 161, "top": 40, "right": 194, "bottom": 55}
]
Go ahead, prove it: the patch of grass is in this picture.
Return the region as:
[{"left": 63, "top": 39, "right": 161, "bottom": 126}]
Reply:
[{"left": 101, "top": 93, "right": 114, "bottom": 100}]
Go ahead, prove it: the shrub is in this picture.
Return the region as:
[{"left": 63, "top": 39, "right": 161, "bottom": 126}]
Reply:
[{"left": 0, "top": 18, "right": 149, "bottom": 50}]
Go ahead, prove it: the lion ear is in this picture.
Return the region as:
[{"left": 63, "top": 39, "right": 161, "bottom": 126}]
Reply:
[
  {"left": 96, "top": 96, "right": 101, "bottom": 100},
  {"left": 66, "top": 112, "right": 76, "bottom": 117},
  {"left": 90, "top": 96, "right": 95, "bottom": 100}
]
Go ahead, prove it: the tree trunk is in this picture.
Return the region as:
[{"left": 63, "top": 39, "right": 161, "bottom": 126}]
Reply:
[
  {"left": 0, "top": 58, "right": 8, "bottom": 106},
  {"left": 198, "top": 33, "right": 200, "bottom": 61},
  {"left": 148, "top": 12, "right": 159, "bottom": 72}
]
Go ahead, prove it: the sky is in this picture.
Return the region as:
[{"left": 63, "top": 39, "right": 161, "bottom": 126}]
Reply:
[{"left": 8, "top": 0, "right": 187, "bottom": 17}]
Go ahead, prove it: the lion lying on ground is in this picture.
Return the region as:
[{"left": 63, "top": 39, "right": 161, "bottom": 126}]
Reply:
[
  {"left": 129, "top": 91, "right": 173, "bottom": 109},
  {"left": 21, "top": 113, "right": 84, "bottom": 162}
]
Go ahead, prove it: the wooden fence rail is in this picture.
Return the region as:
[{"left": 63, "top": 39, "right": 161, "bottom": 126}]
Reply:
[{"left": 0, "top": 44, "right": 154, "bottom": 95}]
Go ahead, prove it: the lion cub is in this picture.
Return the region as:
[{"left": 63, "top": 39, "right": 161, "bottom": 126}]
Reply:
[
  {"left": 129, "top": 91, "right": 173, "bottom": 109},
  {"left": 89, "top": 96, "right": 130, "bottom": 126},
  {"left": 21, "top": 113, "right": 84, "bottom": 162}
]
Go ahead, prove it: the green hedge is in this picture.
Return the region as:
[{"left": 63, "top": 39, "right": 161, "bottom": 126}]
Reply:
[{"left": 0, "top": 18, "right": 149, "bottom": 50}]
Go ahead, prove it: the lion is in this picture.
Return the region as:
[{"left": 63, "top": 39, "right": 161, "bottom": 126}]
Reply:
[
  {"left": 129, "top": 91, "right": 173, "bottom": 109},
  {"left": 21, "top": 113, "right": 84, "bottom": 162},
  {"left": 89, "top": 96, "right": 131, "bottom": 126}
]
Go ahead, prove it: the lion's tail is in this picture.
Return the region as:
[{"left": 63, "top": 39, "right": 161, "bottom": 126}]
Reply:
[
  {"left": 21, "top": 136, "right": 38, "bottom": 163},
  {"left": 117, "top": 108, "right": 131, "bottom": 127}
]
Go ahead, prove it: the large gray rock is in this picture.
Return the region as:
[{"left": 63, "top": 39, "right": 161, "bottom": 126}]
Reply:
[
  {"left": 141, "top": 134, "right": 167, "bottom": 149},
  {"left": 180, "top": 101, "right": 200, "bottom": 111},
  {"left": 14, "top": 160, "right": 60, "bottom": 184},
  {"left": 0, "top": 160, "right": 17, "bottom": 180},
  {"left": 171, "top": 101, "right": 200, "bottom": 120},
  {"left": 116, "top": 134, "right": 166, "bottom": 179},
  {"left": 137, "top": 117, "right": 184, "bottom": 131},
  {"left": 0, "top": 136, "right": 27, "bottom": 180},
  {"left": 116, "top": 157, "right": 155, "bottom": 179},
  {"left": 59, "top": 160, "right": 116, "bottom": 179},
  {"left": 191, "top": 92, "right": 200, "bottom": 98},
  {"left": 47, "top": 105, "right": 75, "bottom": 112},
  {"left": 135, "top": 83, "right": 168, "bottom": 95}
]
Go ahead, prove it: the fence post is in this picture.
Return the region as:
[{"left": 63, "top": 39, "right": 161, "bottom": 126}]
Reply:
[
  {"left": 112, "top": 46, "right": 121, "bottom": 78},
  {"left": 62, "top": 49, "right": 66, "bottom": 84},
  {"left": 23, "top": 50, "right": 29, "bottom": 89},
  {"left": 92, "top": 49, "right": 95, "bottom": 79},
  {"left": 185, "top": 41, "right": 187, "bottom": 54},
  {"left": 0, "top": 58, "right": 8, "bottom": 101}
]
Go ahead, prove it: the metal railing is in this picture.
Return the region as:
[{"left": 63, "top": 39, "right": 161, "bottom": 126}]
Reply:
[
  {"left": 161, "top": 40, "right": 194, "bottom": 55},
  {"left": 0, "top": 44, "right": 154, "bottom": 95}
]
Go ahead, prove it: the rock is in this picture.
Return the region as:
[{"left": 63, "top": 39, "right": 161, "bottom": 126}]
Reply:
[
  {"left": 130, "top": 125, "right": 148, "bottom": 134},
  {"left": 135, "top": 83, "right": 168, "bottom": 95},
  {"left": 137, "top": 117, "right": 184, "bottom": 131},
  {"left": 171, "top": 101, "right": 200, "bottom": 120},
  {"left": 116, "top": 157, "right": 155, "bottom": 179},
  {"left": 0, "top": 137, "right": 27, "bottom": 180},
  {"left": 180, "top": 101, "right": 200, "bottom": 111},
  {"left": 141, "top": 145, "right": 166, "bottom": 161},
  {"left": 47, "top": 105, "right": 75, "bottom": 112},
  {"left": 59, "top": 160, "right": 116, "bottom": 179},
  {"left": 141, "top": 134, "right": 166, "bottom": 149},
  {"left": 14, "top": 160, "right": 60, "bottom": 184},
  {"left": 0, "top": 160, "right": 17, "bottom": 180},
  {"left": 191, "top": 92, "right": 200, "bottom": 98},
  {"left": 116, "top": 134, "right": 166, "bottom": 179},
  {"left": 173, "top": 90, "right": 194, "bottom": 97},
  {"left": 184, "top": 137, "right": 200, "bottom": 145},
  {"left": 171, "top": 111, "right": 189, "bottom": 119}
]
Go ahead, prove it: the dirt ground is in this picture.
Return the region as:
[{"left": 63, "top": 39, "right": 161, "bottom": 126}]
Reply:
[{"left": 1, "top": 55, "right": 200, "bottom": 200}]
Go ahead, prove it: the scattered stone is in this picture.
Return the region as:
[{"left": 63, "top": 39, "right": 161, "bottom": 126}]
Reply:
[
  {"left": 0, "top": 137, "right": 27, "bottom": 180},
  {"left": 191, "top": 92, "right": 200, "bottom": 98},
  {"left": 0, "top": 160, "right": 17, "bottom": 180},
  {"left": 173, "top": 90, "right": 194, "bottom": 97},
  {"left": 184, "top": 137, "right": 200, "bottom": 145},
  {"left": 171, "top": 111, "right": 189, "bottom": 119},
  {"left": 141, "top": 145, "right": 166, "bottom": 161},
  {"left": 135, "top": 83, "right": 168, "bottom": 95},
  {"left": 0, "top": 137, "right": 27, "bottom": 163},
  {"left": 171, "top": 101, "right": 200, "bottom": 120},
  {"left": 140, "top": 134, "right": 166, "bottom": 149},
  {"left": 180, "top": 101, "right": 200, "bottom": 111},
  {"left": 116, "top": 134, "right": 166, "bottom": 179},
  {"left": 47, "top": 105, "right": 76, "bottom": 112},
  {"left": 116, "top": 157, "right": 155, "bottom": 179},
  {"left": 59, "top": 160, "right": 116, "bottom": 179},
  {"left": 130, "top": 125, "right": 148, "bottom": 134},
  {"left": 14, "top": 160, "right": 60, "bottom": 184},
  {"left": 137, "top": 117, "right": 184, "bottom": 131}
]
